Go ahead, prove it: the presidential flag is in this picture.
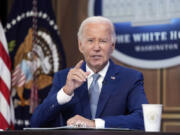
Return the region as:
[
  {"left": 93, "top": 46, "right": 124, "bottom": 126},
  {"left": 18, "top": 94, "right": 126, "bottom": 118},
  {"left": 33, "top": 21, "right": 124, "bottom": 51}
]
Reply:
[
  {"left": 5, "top": 0, "right": 66, "bottom": 129},
  {"left": 0, "top": 21, "right": 14, "bottom": 130}
]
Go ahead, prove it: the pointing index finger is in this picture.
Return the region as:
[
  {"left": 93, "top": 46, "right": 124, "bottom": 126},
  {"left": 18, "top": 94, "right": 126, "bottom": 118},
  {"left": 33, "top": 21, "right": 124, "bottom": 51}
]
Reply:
[{"left": 74, "top": 60, "right": 84, "bottom": 69}]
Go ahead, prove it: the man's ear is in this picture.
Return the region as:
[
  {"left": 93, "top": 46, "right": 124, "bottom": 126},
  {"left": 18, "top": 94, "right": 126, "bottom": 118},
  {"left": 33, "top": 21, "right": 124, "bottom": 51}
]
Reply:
[
  {"left": 110, "top": 43, "right": 115, "bottom": 53},
  {"left": 78, "top": 39, "right": 84, "bottom": 53},
  {"left": 112, "top": 43, "right": 115, "bottom": 49}
]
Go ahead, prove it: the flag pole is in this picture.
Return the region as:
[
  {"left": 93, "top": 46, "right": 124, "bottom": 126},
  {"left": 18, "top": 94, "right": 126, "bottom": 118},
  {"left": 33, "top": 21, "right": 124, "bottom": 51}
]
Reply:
[{"left": 29, "top": 0, "right": 38, "bottom": 114}]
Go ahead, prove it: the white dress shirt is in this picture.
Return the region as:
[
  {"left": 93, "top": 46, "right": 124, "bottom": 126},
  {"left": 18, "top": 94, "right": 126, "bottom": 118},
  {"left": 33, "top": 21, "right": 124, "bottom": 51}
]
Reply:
[{"left": 57, "top": 61, "right": 110, "bottom": 128}]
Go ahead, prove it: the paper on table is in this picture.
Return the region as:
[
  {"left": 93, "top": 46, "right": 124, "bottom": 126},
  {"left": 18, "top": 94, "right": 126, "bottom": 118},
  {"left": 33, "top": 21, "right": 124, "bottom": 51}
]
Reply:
[{"left": 23, "top": 126, "right": 131, "bottom": 131}]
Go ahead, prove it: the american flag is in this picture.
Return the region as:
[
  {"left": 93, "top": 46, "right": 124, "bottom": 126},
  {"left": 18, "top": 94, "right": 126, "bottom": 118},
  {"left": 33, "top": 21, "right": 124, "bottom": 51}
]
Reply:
[
  {"left": 0, "top": 22, "right": 14, "bottom": 130},
  {"left": 12, "top": 65, "right": 26, "bottom": 87}
]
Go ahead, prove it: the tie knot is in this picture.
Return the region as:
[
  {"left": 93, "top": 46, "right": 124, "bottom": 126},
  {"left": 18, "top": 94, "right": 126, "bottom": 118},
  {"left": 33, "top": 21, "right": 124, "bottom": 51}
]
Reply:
[{"left": 92, "top": 74, "right": 100, "bottom": 82}]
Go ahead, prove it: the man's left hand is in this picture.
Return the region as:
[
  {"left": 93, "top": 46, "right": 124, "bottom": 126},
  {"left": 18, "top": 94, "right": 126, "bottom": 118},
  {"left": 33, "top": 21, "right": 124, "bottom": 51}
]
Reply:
[{"left": 67, "top": 115, "right": 95, "bottom": 128}]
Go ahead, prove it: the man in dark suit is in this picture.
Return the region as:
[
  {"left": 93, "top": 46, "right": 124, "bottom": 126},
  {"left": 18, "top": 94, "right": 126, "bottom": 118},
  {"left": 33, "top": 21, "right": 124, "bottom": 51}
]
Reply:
[{"left": 31, "top": 16, "right": 148, "bottom": 129}]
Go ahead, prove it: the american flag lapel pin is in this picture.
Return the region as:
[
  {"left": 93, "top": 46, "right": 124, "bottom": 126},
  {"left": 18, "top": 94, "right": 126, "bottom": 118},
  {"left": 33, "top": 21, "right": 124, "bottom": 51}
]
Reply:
[{"left": 111, "top": 76, "right": 116, "bottom": 80}]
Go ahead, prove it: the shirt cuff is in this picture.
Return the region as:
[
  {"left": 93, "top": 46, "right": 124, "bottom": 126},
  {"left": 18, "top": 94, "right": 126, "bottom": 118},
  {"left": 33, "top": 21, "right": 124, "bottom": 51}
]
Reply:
[
  {"left": 57, "top": 88, "right": 74, "bottom": 105},
  {"left": 95, "top": 118, "right": 105, "bottom": 128}
]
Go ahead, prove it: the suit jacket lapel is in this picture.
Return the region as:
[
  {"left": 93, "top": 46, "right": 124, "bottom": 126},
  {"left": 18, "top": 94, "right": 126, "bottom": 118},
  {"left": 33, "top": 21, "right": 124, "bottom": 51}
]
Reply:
[
  {"left": 79, "top": 82, "right": 92, "bottom": 119},
  {"left": 79, "top": 62, "right": 91, "bottom": 119},
  {"left": 96, "top": 60, "right": 119, "bottom": 118}
]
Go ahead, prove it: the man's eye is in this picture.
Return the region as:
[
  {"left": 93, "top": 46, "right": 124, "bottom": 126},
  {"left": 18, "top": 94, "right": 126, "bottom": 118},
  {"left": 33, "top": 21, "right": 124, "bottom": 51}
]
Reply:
[
  {"left": 88, "top": 39, "right": 93, "bottom": 42},
  {"left": 100, "top": 40, "right": 107, "bottom": 43}
]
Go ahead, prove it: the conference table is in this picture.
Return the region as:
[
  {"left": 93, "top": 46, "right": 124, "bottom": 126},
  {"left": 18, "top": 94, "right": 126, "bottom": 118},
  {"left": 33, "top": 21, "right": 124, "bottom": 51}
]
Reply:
[{"left": 0, "top": 128, "right": 180, "bottom": 135}]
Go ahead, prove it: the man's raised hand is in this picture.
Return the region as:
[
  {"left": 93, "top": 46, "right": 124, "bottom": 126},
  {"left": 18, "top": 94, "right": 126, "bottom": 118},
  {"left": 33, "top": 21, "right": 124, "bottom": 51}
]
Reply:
[{"left": 63, "top": 60, "right": 90, "bottom": 95}]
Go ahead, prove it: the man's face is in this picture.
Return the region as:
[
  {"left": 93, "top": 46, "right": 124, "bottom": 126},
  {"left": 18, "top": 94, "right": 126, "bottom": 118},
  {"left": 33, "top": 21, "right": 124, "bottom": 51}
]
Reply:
[{"left": 79, "top": 22, "right": 115, "bottom": 72}]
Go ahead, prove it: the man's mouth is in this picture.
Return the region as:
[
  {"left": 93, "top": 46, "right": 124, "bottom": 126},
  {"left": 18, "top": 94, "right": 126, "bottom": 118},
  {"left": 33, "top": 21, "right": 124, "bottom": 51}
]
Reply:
[{"left": 91, "top": 55, "right": 102, "bottom": 59}]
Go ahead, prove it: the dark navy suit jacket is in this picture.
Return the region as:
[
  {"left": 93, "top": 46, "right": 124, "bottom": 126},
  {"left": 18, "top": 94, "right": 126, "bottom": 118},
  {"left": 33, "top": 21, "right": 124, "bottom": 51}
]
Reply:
[{"left": 31, "top": 60, "right": 148, "bottom": 129}]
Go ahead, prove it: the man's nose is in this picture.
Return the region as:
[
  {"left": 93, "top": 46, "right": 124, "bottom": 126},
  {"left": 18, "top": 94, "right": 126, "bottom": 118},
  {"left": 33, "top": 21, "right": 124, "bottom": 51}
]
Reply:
[{"left": 93, "top": 41, "right": 101, "bottom": 50}]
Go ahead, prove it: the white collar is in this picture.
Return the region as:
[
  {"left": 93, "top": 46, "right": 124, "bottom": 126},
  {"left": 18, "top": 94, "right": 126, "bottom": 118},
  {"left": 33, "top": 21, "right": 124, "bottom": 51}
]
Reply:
[{"left": 86, "top": 61, "right": 110, "bottom": 79}]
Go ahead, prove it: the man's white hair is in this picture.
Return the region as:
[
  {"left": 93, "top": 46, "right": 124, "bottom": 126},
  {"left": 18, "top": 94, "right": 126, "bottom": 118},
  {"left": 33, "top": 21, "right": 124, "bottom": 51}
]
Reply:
[{"left": 77, "top": 16, "right": 116, "bottom": 43}]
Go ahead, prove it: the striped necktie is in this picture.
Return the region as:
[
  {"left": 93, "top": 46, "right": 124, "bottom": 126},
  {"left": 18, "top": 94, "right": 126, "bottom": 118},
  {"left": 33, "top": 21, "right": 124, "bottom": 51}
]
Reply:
[{"left": 89, "top": 74, "right": 100, "bottom": 119}]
